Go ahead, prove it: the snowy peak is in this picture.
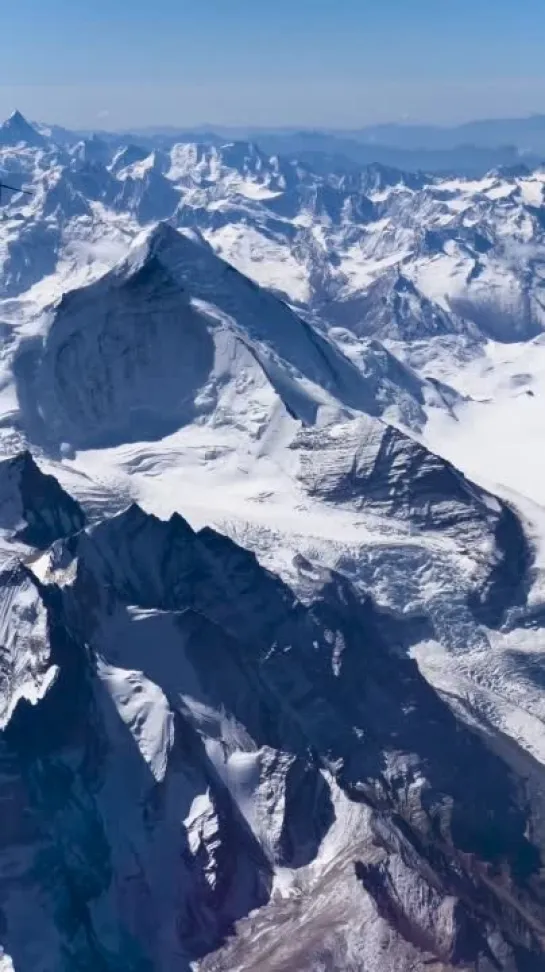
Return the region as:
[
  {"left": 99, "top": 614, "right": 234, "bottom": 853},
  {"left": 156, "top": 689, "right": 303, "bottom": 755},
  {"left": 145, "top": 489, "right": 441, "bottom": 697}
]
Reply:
[
  {"left": 115, "top": 223, "right": 400, "bottom": 417},
  {"left": 0, "top": 451, "right": 85, "bottom": 549},
  {"left": 41, "top": 167, "right": 93, "bottom": 221},
  {"left": 11, "top": 219, "right": 442, "bottom": 455},
  {"left": 113, "top": 165, "right": 179, "bottom": 222},
  {"left": 167, "top": 139, "right": 298, "bottom": 193},
  {"left": 119, "top": 220, "right": 209, "bottom": 278},
  {"left": 12, "top": 222, "right": 369, "bottom": 450},
  {"left": 0, "top": 110, "right": 47, "bottom": 147}
]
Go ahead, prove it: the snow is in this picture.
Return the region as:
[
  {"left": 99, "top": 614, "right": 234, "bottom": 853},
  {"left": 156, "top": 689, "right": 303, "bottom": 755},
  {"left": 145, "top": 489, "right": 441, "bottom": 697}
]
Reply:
[
  {"left": 519, "top": 177, "right": 545, "bottom": 205},
  {"left": 338, "top": 244, "right": 411, "bottom": 295},
  {"left": 485, "top": 182, "right": 515, "bottom": 200},
  {"left": 410, "top": 252, "right": 471, "bottom": 308},
  {"left": 98, "top": 658, "right": 174, "bottom": 783},
  {"left": 0, "top": 567, "right": 55, "bottom": 729},
  {"left": 423, "top": 337, "right": 545, "bottom": 508},
  {"left": 437, "top": 176, "right": 497, "bottom": 195},
  {"left": 3, "top": 114, "right": 545, "bottom": 970},
  {"left": 206, "top": 223, "right": 310, "bottom": 303}
]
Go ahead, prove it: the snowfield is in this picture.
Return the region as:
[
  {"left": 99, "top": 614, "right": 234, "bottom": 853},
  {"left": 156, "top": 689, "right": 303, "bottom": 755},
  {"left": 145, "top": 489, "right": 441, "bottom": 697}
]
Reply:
[{"left": 0, "top": 111, "right": 545, "bottom": 970}]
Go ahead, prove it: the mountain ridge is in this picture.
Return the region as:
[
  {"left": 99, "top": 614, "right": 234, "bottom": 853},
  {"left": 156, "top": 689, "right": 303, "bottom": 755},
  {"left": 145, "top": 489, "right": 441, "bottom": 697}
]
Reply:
[{"left": 0, "top": 461, "right": 544, "bottom": 970}]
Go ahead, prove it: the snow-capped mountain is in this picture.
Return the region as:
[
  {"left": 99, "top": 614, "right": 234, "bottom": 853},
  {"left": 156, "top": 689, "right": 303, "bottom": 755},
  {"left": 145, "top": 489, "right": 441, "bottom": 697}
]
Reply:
[
  {"left": 2, "top": 451, "right": 545, "bottom": 971},
  {"left": 0, "top": 111, "right": 48, "bottom": 150},
  {"left": 3, "top": 112, "right": 545, "bottom": 360},
  {"left": 2, "top": 112, "right": 545, "bottom": 970},
  {"left": 2, "top": 112, "right": 544, "bottom": 350}
]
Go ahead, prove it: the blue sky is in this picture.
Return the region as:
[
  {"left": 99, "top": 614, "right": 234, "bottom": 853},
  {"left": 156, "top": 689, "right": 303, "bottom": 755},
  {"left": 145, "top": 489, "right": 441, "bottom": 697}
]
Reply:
[{"left": 1, "top": 0, "right": 543, "bottom": 128}]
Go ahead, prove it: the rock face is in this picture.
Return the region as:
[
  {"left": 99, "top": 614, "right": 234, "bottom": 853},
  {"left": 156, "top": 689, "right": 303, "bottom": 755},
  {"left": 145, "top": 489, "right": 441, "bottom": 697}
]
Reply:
[
  {"left": 0, "top": 451, "right": 85, "bottom": 549},
  {"left": 0, "top": 460, "right": 544, "bottom": 971},
  {"left": 293, "top": 414, "right": 532, "bottom": 625}
]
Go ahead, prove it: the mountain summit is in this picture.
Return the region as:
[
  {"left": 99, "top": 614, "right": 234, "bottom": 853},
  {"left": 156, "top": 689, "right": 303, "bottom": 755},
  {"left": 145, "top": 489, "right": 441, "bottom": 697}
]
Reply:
[
  {"left": 0, "top": 110, "right": 46, "bottom": 148},
  {"left": 14, "top": 223, "right": 391, "bottom": 451}
]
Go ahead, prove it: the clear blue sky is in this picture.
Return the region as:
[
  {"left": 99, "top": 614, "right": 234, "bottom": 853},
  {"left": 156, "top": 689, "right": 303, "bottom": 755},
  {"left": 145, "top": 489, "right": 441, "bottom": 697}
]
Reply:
[{"left": 1, "top": 0, "right": 544, "bottom": 129}]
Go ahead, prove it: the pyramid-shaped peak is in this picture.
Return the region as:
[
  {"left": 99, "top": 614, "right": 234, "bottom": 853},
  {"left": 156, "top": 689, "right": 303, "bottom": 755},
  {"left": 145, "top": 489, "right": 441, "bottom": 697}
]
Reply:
[
  {"left": 113, "top": 222, "right": 213, "bottom": 291},
  {"left": 131, "top": 221, "right": 208, "bottom": 264},
  {"left": 7, "top": 109, "right": 28, "bottom": 124},
  {"left": 147, "top": 220, "right": 196, "bottom": 250},
  {"left": 0, "top": 109, "right": 46, "bottom": 146}
]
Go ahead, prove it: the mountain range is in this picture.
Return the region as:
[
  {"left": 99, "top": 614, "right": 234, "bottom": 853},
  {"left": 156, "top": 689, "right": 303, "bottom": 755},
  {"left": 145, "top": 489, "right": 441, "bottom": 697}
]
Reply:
[
  {"left": 43, "top": 112, "right": 545, "bottom": 176},
  {"left": 1, "top": 110, "right": 545, "bottom": 970}
]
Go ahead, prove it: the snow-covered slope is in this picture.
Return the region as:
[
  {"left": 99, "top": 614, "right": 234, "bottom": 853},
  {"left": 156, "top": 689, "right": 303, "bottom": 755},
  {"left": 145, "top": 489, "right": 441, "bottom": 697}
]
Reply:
[
  {"left": 11, "top": 222, "right": 446, "bottom": 455},
  {"left": 0, "top": 111, "right": 48, "bottom": 149},
  {"left": 0, "top": 464, "right": 544, "bottom": 971}
]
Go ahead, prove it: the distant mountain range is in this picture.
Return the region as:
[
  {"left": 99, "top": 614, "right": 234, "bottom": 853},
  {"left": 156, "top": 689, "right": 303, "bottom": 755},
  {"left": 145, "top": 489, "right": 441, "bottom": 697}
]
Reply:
[
  {"left": 3, "top": 110, "right": 545, "bottom": 361},
  {"left": 36, "top": 112, "right": 545, "bottom": 176}
]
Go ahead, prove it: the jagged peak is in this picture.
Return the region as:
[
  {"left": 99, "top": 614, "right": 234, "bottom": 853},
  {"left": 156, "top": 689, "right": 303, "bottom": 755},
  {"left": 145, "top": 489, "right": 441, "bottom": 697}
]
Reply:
[
  {"left": 0, "top": 450, "right": 85, "bottom": 548},
  {"left": 6, "top": 109, "right": 28, "bottom": 126},
  {"left": 0, "top": 448, "right": 36, "bottom": 472},
  {"left": 0, "top": 448, "right": 58, "bottom": 485},
  {"left": 0, "top": 109, "right": 46, "bottom": 146},
  {"left": 146, "top": 220, "right": 194, "bottom": 251},
  {"left": 357, "top": 160, "right": 428, "bottom": 193},
  {"left": 117, "top": 221, "right": 211, "bottom": 282},
  {"left": 88, "top": 501, "right": 195, "bottom": 544}
]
